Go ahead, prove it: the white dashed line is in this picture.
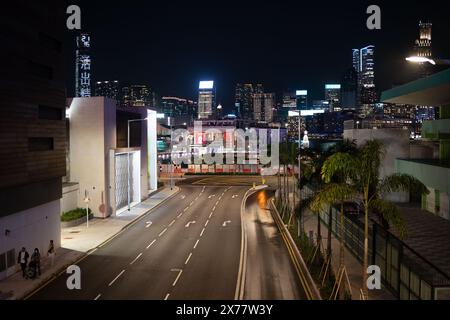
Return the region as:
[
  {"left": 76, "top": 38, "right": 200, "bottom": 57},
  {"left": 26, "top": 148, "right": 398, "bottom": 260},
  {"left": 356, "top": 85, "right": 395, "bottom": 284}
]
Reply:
[
  {"left": 159, "top": 228, "right": 167, "bottom": 237},
  {"left": 130, "top": 253, "right": 143, "bottom": 265},
  {"left": 200, "top": 228, "right": 205, "bottom": 237},
  {"left": 108, "top": 270, "right": 125, "bottom": 287},
  {"left": 190, "top": 201, "right": 194, "bottom": 206},
  {"left": 147, "top": 239, "right": 156, "bottom": 249},
  {"left": 94, "top": 294, "right": 102, "bottom": 300},
  {"left": 184, "top": 252, "right": 193, "bottom": 265},
  {"left": 184, "top": 207, "right": 188, "bottom": 212},
  {"left": 204, "top": 220, "right": 209, "bottom": 227},
  {"left": 209, "top": 212, "right": 213, "bottom": 218},
  {"left": 168, "top": 220, "right": 175, "bottom": 227},
  {"left": 212, "top": 206, "right": 216, "bottom": 211},
  {"left": 215, "top": 201, "right": 219, "bottom": 206},
  {"left": 172, "top": 270, "right": 183, "bottom": 286},
  {"left": 164, "top": 293, "right": 170, "bottom": 300},
  {"left": 177, "top": 213, "right": 183, "bottom": 218},
  {"left": 193, "top": 239, "right": 200, "bottom": 249}
]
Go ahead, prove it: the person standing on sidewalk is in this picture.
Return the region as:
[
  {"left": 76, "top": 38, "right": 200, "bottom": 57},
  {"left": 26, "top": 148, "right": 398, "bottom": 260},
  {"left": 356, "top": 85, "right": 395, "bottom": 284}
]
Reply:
[
  {"left": 17, "top": 247, "right": 29, "bottom": 279},
  {"left": 47, "top": 240, "right": 55, "bottom": 267},
  {"left": 31, "top": 248, "right": 41, "bottom": 277}
]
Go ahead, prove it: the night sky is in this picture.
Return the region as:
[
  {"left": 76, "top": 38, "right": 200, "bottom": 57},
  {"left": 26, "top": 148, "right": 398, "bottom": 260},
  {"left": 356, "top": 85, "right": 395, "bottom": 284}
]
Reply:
[{"left": 65, "top": 0, "right": 450, "bottom": 112}]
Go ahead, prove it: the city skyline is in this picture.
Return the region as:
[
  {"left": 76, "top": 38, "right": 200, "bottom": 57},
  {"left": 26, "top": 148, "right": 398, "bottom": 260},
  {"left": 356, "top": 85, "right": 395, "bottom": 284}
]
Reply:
[{"left": 65, "top": 1, "right": 450, "bottom": 112}]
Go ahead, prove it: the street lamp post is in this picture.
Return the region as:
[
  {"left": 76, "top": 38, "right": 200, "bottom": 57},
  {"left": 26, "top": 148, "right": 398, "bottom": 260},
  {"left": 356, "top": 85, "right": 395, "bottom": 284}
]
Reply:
[{"left": 127, "top": 118, "right": 148, "bottom": 211}]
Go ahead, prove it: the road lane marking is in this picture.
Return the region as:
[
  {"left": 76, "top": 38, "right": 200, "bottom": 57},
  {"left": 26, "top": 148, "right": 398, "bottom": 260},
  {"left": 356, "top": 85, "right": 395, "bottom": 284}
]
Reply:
[
  {"left": 204, "top": 220, "right": 209, "bottom": 227},
  {"left": 159, "top": 228, "right": 168, "bottom": 237},
  {"left": 171, "top": 269, "right": 183, "bottom": 287},
  {"left": 168, "top": 219, "right": 175, "bottom": 227},
  {"left": 215, "top": 201, "right": 219, "bottom": 206},
  {"left": 184, "top": 252, "right": 193, "bottom": 265},
  {"left": 181, "top": 195, "right": 186, "bottom": 199},
  {"left": 164, "top": 293, "right": 170, "bottom": 300},
  {"left": 208, "top": 194, "right": 216, "bottom": 199},
  {"left": 94, "top": 294, "right": 102, "bottom": 300},
  {"left": 200, "top": 228, "right": 205, "bottom": 237},
  {"left": 185, "top": 221, "right": 196, "bottom": 228},
  {"left": 190, "top": 201, "right": 194, "bottom": 206},
  {"left": 130, "top": 252, "right": 143, "bottom": 265},
  {"left": 146, "top": 239, "right": 156, "bottom": 249},
  {"left": 184, "top": 207, "right": 188, "bottom": 212},
  {"left": 177, "top": 212, "right": 183, "bottom": 218},
  {"left": 222, "top": 220, "right": 231, "bottom": 227},
  {"left": 193, "top": 239, "right": 200, "bottom": 249},
  {"left": 209, "top": 212, "right": 213, "bottom": 218},
  {"left": 108, "top": 270, "right": 125, "bottom": 286},
  {"left": 212, "top": 206, "right": 216, "bottom": 211},
  {"left": 145, "top": 221, "right": 153, "bottom": 228},
  {"left": 232, "top": 195, "right": 239, "bottom": 199}
]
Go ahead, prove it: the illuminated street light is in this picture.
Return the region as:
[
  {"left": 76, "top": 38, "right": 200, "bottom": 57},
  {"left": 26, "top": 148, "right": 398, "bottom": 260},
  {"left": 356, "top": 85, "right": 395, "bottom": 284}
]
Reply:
[{"left": 406, "top": 56, "right": 436, "bottom": 65}]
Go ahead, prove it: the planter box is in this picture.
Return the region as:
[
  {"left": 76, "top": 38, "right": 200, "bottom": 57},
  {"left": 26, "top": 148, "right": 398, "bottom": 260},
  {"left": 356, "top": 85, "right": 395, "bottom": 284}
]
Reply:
[{"left": 61, "top": 213, "right": 94, "bottom": 228}]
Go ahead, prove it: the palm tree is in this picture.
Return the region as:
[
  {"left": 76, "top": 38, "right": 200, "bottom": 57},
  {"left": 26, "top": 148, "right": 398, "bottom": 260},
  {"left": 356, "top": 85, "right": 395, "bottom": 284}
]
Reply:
[{"left": 321, "top": 139, "right": 428, "bottom": 299}]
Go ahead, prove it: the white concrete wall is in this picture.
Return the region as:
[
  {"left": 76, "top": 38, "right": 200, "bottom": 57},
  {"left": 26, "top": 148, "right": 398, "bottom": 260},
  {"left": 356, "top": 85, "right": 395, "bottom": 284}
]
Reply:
[
  {"left": 61, "top": 183, "right": 79, "bottom": 214},
  {"left": 344, "top": 128, "right": 410, "bottom": 202},
  {"left": 69, "top": 97, "right": 116, "bottom": 218},
  {"left": 0, "top": 200, "right": 60, "bottom": 280}
]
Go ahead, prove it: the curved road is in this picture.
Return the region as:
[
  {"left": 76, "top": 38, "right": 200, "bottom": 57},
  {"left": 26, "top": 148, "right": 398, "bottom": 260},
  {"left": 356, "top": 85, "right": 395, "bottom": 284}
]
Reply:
[{"left": 28, "top": 181, "right": 306, "bottom": 300}]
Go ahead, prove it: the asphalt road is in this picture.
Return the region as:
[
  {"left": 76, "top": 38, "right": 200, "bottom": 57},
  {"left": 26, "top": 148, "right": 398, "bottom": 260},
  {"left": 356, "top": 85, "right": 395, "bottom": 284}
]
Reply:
[{"left": 29, "top": 181, "right": 306, "bottom": 300}]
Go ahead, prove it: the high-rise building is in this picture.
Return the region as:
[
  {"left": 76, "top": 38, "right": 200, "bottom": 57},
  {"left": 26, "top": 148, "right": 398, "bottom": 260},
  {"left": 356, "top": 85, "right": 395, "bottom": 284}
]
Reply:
[
  {"left": 407, "top": 21, "right": 434, "bottom": 78},
  {"left": 75, "top": 33, "right": 92, "bottom": 97},
  {"left": 160, "top": 96, "right": 197, "bottom": 126},
  {"left": 341, "top": 67, "right": 358, "bottom": 109},
  {"left": 0, "top": 1, "right": 66, "bottom": 279},
  {"left": 95, "top": 80, "right": 120, "bottom": 104},
  {"left": 235, "top": 83, "right": 254, "bottom": 120},
  {"left": 296, "top": 90, "right": 308, "bottom": 110},
  {"left": 121, "top": 84, "right": 152, "bottom": 107},
  {"left": 353, "top": 45, "right": 377, "bottom": 106},
  {"left": 325, "top": 84, "right": 341, "bottom": 112},
  {"left": 198, "top": 81, "right": 215, "bottom": 119},
  {"left": 253, "top": 93, "right": 275, "bottom": 123}
]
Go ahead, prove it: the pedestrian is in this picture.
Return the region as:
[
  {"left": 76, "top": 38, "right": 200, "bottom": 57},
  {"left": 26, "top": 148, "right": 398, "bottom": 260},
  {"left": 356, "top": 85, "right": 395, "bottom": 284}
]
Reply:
[
  {"left": 31, "top": 248, "right": 41, "bottom": 277},
  {"left": 17, "top": 247, "right": 29, "bottom": 279},
  {"left": 47, "top": 240, "right": 55, "bottom": 267}
]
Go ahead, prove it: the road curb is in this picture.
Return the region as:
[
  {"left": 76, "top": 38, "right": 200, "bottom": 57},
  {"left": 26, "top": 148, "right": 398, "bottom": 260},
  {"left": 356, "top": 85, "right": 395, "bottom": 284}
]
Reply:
[
  {"left": 270, "top": 199, "right": 322, "bottom": 300},
  {"left": 22, "top": 187, "right": 181, "bottom": 300}
]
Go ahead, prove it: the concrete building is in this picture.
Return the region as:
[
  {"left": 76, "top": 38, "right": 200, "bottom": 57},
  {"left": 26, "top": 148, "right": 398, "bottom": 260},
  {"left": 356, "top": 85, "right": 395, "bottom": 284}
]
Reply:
[
  {"left": 382, "top": 68, "right": 450, "bottom": 221},
  {"left": 65, "top": 97, "right": 158, "bottom": 218},
  {"left": 0, "top": 1, "right": 66, "bottom": 280}
]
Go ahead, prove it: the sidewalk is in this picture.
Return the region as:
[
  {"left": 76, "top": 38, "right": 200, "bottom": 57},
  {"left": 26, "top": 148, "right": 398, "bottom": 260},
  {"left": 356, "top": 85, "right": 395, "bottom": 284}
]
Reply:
[
  {"left": 0, "top": 186, "right": 179, "bottom": 300},
  {"left": 302, "top": 209, "right": 396, "bottom": 300}
]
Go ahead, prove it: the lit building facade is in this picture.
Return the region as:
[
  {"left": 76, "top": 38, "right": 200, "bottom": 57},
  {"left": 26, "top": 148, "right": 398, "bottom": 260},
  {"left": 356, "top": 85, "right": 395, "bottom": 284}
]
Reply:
[
  {"left": 296, "top": 90, "right": 308, "bottom": 110},
  {"left": 253, "top": 93, "right": 275, "bottom": 123},
  {"left": 325, "top": 84, "right": 341, "bottom": 112},
  {"left": 198, "top": 81, "right": 215, "bottom": 119},
  {"left": 95, "top": 80, "right": 120, "bottom": 104},
  {"left": 353, "top": 45, "right": 377, "bottom": 106},
  {"left": 75, "top": 33, "right": 92, "bottom": 97},
  {"left": 122, "top": 84, "right": 152, "bottom": 107},
  {"left": 160, "top": 96, "right": 197, "bottom": 126}
]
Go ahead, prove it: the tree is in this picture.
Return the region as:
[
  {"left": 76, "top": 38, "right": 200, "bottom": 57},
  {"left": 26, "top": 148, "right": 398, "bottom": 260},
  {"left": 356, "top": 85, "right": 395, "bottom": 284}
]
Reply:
[{"left": 321, "top": 139, "right": 428, "bottom": 299}]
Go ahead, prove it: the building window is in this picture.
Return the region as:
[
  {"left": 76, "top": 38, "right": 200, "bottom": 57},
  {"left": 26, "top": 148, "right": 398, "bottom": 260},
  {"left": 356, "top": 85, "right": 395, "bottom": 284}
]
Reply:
[
  {"left": 39, "top": 32, "right": 62, "bottom": 52},
  {"left": 28, "top": 137, "right": 54, "bottom": 151},
  {"left": 38, "top": 105, "right": 63, "bottom": 120},
  {"left": 27, "top": 60, "right": 53, "bottom": 80},
  {"left": 0, "top": 253, "right": 6, "bottom": 272}
]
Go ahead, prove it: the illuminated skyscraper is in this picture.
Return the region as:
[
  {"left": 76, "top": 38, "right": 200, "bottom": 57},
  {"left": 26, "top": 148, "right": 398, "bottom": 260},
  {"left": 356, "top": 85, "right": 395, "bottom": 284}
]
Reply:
[
  {"left": 325, "top": 84, "right": 341, "bottom": 112},
  {"left": 121, "top": 84, "right": 152, "bottom": 107},
  {"left": 352, "top": 45, "right": 377, "bottom": 106},
  {"left": 95, "top": 80, "right": 120, "bottom": 104},
  {"left": 75, "top": 33, "right": 92, "bottom": 97},
  {"left": 198, "top": 81, "right": 215, "bottom": 119},
  {"left": 253, "top": 93, "right": 275, "bottom": 123},
  {"left": 296, "top": 90, "right": 308, "bottom": 110},
  {"left": 235, "top": 83, "right": 254, "bottom": 120}
]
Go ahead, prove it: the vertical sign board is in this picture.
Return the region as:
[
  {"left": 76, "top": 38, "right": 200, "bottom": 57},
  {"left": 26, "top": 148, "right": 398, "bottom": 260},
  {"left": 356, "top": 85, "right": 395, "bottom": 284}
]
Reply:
[
  {"left": 147, "top": 110, "right": 158, "bottom": 191},
  {"left": 75, "top": 33, "right": 91, "bottom": 97}
]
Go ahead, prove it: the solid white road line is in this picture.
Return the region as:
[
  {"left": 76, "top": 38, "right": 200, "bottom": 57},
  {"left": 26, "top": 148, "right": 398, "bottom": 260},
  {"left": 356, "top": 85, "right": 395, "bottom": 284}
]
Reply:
[
  {"left": 193, "top": 239, "right": 200, "bottom": 249},
  {"left": 147, "top": 239, "right": 156, "bottom": 249},
  {"left": 168, "top": 220, "right": 175, "bottom": 227},
  {"left": 108, "top": 270, "right": 125, "bottom": 287},
  {"left": 172, "top": 269, "right": 183, "bottom": 286},
  {"left": 94, "top": 294, "right": 102, "bottom": 300},
  {"left": 184, "top": 252, "right": 193, "bottom": 265},
  {"left": 164, "top": 293, "right": 170, "bottom": 300},
  {"left": 130, "top": 253, "right": 143, "bottom": 265},
  {"left": 200, "top": 228, "right": 205, "bottom": 237},
  {"left": 159, "top": 228, "right": 167, "bottom": 237}
]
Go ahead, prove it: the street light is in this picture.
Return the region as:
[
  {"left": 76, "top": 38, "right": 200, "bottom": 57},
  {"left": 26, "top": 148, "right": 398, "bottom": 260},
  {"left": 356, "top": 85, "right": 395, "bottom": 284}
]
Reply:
[
  {"left": 127, "top": 118, "right": 148, "bottom": 211},
  {"left": 405, "top": 56, "right": 436, "bottom": 65}
]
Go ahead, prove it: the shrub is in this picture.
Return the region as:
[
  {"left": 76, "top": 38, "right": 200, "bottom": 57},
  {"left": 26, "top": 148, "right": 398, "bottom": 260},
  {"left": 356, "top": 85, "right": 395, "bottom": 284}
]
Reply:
[{"left": 61, "top": 208, "right": 92, "bottom": 222}]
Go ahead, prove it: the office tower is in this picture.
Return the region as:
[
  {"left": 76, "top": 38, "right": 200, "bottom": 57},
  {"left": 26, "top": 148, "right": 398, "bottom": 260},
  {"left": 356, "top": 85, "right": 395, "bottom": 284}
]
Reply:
[
  {"left": 95, "top": 80, "right": 120, "bottom": 103},
  {"left": 198, "top": 81, "right": 215, "bottom": 119},
  {"left": 296, "top": 90, "right": 308, "bottom": 110},
  {"left": 160, "top": 96, "right": 197, "bottom": 126},
  {"left": 75, "top": 33, "right": 92, "bottom": 97},
  {"left": 408, "top": 21, "right": 433, "bottom": 78},
  {"left": 0, "top": 1, "right": 66, "bottom": 279},
  {"left": 235, "top": 83, "right": 254, "bottom": 120},
  {"left": 353, "top": 45, "right": 377, "bottom": 106},
  {"left": 121, "top": 84, "right": 152, "bottom": 107},
  {"left": 325, "top": 84, "right": 341, "bottom": 112},
  {"left": 253, "top": 93, "right": 275, "bottom": 123},
  {"left": 341, "top": 67, "right": 358, "bottom": 109}
]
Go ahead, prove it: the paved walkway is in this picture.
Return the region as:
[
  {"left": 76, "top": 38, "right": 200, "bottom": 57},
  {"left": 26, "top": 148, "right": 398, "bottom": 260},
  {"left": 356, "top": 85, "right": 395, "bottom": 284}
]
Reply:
[
  {"left": 0, "top": 186, "right": 179, "bottom": 300},
  {"left": 302, "top": 209, "right": 396, "bottom": 300}
]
